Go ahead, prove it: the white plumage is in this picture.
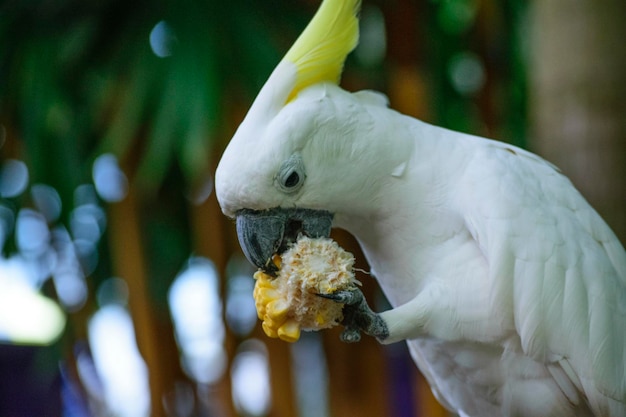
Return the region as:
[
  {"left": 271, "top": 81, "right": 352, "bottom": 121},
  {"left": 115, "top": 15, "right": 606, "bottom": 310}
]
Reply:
[
  {"left": 217, "top": 83, "right": 626, "bottom": 416},
  {"left": 214, "top": 1, "right": 626, "bottom": 415}
]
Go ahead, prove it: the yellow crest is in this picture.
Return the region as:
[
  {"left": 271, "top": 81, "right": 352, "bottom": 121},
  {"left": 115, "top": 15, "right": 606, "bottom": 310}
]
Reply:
[{"left": 284, "top": 0, "right": 361, "bottom": 102}]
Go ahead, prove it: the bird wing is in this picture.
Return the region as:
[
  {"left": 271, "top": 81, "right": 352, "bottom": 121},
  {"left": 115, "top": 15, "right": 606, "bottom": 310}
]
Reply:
[{"left": 457, "top": 138, "right": 626, "bottom": 409}]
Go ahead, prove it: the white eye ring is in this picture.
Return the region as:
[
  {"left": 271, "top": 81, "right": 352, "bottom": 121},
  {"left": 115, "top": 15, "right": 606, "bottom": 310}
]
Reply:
[{"left": 275, "top": 153, "right": 306, "bottom": 193}]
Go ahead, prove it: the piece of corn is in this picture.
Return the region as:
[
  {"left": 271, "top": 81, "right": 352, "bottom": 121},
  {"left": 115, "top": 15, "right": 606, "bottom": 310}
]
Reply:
[
  {"left": 278, "top": 319, "right": 301, "bottom": 343},
  {"left": 252, "top": 236, "right": 359, "bottom": 342}
]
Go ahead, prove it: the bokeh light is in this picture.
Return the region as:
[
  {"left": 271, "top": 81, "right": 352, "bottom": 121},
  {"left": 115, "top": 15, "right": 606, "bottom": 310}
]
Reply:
[
  {"left": 0, "top": 159, "right": 28, "bottom": 198},
  {"left": 0, "top": 256, "right": 66, "bottom": 345},
  {"left": 225, "top": 274, "right": 257, "bottom": 337},
  {"left": 290, "top": 333, "right": 331, "bottom": 417},
  {"left": 231, "top": 339, "right": 271, "bottom": 417},
  {"left": 70, "top": 203, "right": 106, "bottom": 244},
  {"left": 448, "top": 51, "right": 486, "bottom": 96},
  {"left": 31, "top": 184, "right": 62, "bottom": 223},
  {"left": 149, "top": 21, "right": 177, "bottom": 58},
  {"left": 169, "top": 257, "right": 227, "bottom": 385},
  {"left": 96, "top": 277, "right": 129, "bottom": 307},
  {"left": 51, "top": 226, "right": 88, "bottom": 311},
  {"left": 88, "top": 303, "right": 151, "bottom": 417},
  {"left": 92, "top": 154, "right": 128, "bottom": 203}
]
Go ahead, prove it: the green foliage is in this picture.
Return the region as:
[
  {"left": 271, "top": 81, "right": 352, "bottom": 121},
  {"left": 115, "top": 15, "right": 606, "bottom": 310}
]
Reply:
[
  {"left": 0, "top": 0, "right": 304, "bottom": 198},
  {"left": 425, "top": 0, "right": 528, "bottom": 147}
]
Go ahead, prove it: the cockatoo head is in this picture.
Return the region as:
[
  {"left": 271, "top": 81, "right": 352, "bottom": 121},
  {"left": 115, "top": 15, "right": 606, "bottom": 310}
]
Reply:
[{"left": 215, "top": 0, "right": 366, "bottom": 273}]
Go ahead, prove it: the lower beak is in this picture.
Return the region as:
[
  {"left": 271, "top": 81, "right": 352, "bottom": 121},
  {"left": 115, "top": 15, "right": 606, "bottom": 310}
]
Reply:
[{"left": 236, "top": 208, "right": 333, "bottom": 273}]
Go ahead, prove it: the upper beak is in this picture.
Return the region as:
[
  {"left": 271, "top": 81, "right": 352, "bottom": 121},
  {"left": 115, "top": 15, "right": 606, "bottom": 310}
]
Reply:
[{"left": 236, "top": 208, "right": 333, "bottom": 274}]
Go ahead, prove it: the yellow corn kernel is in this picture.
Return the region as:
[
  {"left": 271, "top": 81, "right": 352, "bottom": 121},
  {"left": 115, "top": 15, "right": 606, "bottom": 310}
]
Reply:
[
  {"left": 272, "top": 254, "right": 282, "bottom": 269},
  {"left": 278, "top": 319, "right": 301, "bottom": 343},
  {"left": 264, "top": 316, "right": 283, "bottom": 330},
  {"left": 253, "top": 293, "right": 265, "bottom": 318},
  {"left": 255, "top": 304, "right": 266, "bottom": 320},
  {"left": 266, "top": 299, "right": 289, "bottom": 322},
  {"left": 253, "top": 270, "right": 267, "bottom": 280},
  {"left": 262, "top": 321, "right": 279, "bottom": 338},
  {"left": 253, "top": 272, "right": 276, "bottom": 290},
  {"left": 254, "top": 276, "right": 275, "bottom": 290},
  {"left": 255, "top": 287, "right": 280, "bottom": 304}
]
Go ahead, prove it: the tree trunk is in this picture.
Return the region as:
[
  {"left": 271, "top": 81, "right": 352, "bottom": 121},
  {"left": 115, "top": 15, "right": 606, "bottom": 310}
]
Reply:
[{"left": 529, "top": 0, "right": 626, "bottom": 244}]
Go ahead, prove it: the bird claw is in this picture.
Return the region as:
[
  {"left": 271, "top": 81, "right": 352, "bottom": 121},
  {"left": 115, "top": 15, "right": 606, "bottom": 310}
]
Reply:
[
  {"left": 318, "top": 287, "right": 389, "bottom": 342},
  {"left": 340, "top": 327, "right": 361, "bottom": 343},
  {"left": 316, "top": 288, "right": 364, "bottom": 305}
]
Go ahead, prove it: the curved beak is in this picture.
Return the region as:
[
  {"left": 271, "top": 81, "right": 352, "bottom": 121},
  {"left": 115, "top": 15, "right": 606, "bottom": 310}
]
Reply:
[{"left": 236, "top": 208, "right": 333, "bottom": 274}]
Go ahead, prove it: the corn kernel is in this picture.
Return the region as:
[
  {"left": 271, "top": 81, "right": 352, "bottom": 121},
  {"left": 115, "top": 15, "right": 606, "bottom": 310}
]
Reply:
[
  {"left": 278, "top": 319, "right": 301, "bottom": 343},
  {"left": 272, "top": 254, "right": 282, "bottom": 269},
  {"left": 266, "top": 315, "right": 281, "bottom": 328},
  {"left": 254, "top": 277, "right": 274, "bottom": 290},
  {"left": 262, "top": 321, "right": 279, "bottom": 338},
  {"left": 255, "top": 287, "right": 280, "bottom": 303},
  {"left": 266, "top": 299, "right": 289, "bottom": 322}
]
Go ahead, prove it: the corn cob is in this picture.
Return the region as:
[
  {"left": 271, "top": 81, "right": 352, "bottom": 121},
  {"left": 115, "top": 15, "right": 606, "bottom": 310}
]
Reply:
[{"left": 253, "top": 236, "right": 358, "bottom": 342}]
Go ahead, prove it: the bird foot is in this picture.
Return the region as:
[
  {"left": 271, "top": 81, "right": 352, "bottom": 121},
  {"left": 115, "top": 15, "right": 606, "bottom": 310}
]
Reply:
[{"left": 318, "top": 288, "right": 389, "bottom": 343}]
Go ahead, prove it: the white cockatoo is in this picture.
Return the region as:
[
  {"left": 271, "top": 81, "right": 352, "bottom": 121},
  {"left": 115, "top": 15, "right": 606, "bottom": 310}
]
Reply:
[{"left": 214, "top": 0, "right": 626, "bottom": 416}]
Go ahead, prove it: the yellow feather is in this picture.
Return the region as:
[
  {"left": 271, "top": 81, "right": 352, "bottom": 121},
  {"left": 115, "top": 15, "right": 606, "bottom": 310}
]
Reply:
[{"left": 284, "top": 0, "right": 361, "bottom": 102}]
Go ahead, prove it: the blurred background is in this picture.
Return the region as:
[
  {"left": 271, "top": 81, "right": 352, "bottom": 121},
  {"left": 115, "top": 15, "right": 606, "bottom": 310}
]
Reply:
[{"left": 0, "top": 0, "right": 624, "bottom": 416}]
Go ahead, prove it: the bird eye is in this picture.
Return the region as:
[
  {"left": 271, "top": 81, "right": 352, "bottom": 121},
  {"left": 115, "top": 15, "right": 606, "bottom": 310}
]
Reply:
[
  {"left": 275, "top": 153, "right": 305, "bottom": 193},
  {"left": 284, "top": 171, "right": 300, "bottom": 188}
]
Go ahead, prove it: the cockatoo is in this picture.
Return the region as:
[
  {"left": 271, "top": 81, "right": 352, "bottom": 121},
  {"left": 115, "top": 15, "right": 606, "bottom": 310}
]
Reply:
[{"left": 214, "top": 0, "right": 626, "bottom": 415}]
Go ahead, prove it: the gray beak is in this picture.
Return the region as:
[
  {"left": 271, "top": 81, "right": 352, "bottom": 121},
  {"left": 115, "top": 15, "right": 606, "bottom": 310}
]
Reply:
[{"left": 236, "top": 208, "right": 333, "bottom": 274}]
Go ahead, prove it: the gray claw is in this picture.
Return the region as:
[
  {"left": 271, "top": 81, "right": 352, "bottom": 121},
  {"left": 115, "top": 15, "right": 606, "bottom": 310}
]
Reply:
[
  {"left": 316, "top": 288, "right": 363, "bottom": 305},
  {"left": 319, "top": 287, "right": 389, "bottom": 343},
  {"left": 340, "top": 328, "right": 361, "bottom": 343}
]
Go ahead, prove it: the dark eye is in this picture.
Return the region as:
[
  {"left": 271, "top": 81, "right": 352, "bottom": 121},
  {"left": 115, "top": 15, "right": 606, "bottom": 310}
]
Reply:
[
  {"left": 284, "top": 171, "right": 300, "bottom": 188},
  {"left": 275, "top": 153, "right": 306, "bottom": 193}
]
